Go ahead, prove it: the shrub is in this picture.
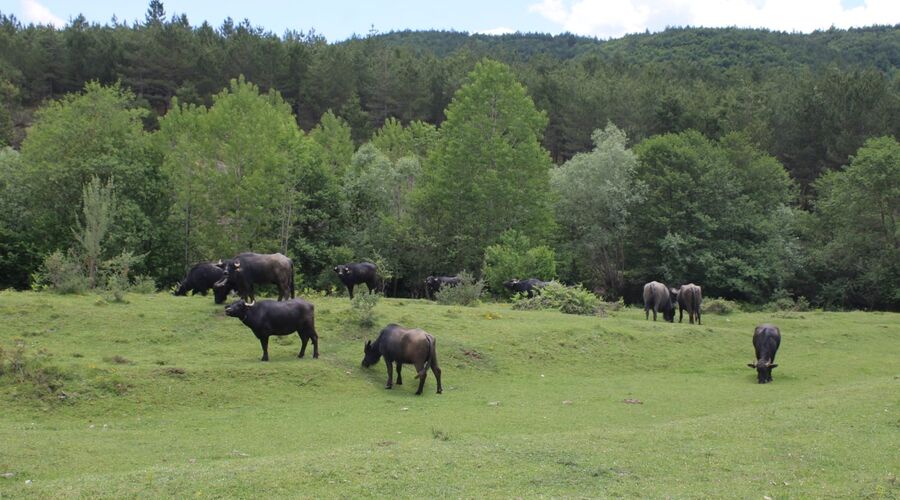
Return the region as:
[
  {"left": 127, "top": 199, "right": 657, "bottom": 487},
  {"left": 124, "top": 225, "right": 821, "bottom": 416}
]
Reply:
[
  {"left": 130, "top": 275, "right": 157, "bottom": 294},
  {"left": 350, "top": 289, "right": 379, "bottom": 327},
  {"left": 764, "top": 290, "right": 811, "bottom": 312},
  {"left": 31, "top": 250, "right": 88, "bottom": 294},
  {"left": 435, "top": 272, "right": 484, "bottom": 306},
  {"left": 512, "top": 282, "right": 600, "bottom": 315},
  {"left": 703, "top": 298, "right": 738, "bottom": 315},
  {"left": 0, "top": 342, "right": 70, "bottom": 401}
]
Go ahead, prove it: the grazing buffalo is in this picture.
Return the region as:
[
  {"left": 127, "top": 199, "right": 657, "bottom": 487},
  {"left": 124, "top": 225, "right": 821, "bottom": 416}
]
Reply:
[
  {"left": 676, "top": 283, "right": 703, "bottom": 324},
  {"left": 224, "top": 299, "right": 319, "bottom": 361},
  {"left": 215, "top": 253, "right": 294, "bottom": 302},
  {"left": 333, "top": 262, "right": 378, "bottom": 299},
  {"left": 748, "top": 324, "right": 781, "bottom": 384},
  {"left": 425, "top": 275, "right": 461, "bottom": 299},
  {"left": 643, "top": 281, "right": 676, "bottom": 322},
  {"left": 503, "top": 278, "right": 549, "bottom": 298},
  {"left": 361, "top": 324, "right": 442, "bottom": 395},
  {"left": 174, "top": 262, "right": 230, "bottom": 302}
]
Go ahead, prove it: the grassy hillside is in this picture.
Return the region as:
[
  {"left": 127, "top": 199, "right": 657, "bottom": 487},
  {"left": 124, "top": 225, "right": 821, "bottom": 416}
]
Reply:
[{"left": 0, "top": 290, "right": 897, "bottom": 497}]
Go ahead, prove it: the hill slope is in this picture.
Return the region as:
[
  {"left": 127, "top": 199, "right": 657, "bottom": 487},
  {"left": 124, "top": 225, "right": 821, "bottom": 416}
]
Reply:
[{"left": 0, "top": 291, "right": 897, "bottom": 497}]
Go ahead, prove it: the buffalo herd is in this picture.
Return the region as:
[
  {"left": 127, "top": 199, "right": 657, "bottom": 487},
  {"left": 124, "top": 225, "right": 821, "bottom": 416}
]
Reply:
[{"left": 174, "top": 255, "right": 783, "bottom": 389}]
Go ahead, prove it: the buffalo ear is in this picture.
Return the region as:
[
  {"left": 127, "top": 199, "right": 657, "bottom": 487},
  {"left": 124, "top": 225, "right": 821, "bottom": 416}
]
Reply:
[
  {"left": 747, "top": 362, "right": 757, "bottom": 368},
  {"left": 769, "top": 364, "right": 778, "bottom": 369}
]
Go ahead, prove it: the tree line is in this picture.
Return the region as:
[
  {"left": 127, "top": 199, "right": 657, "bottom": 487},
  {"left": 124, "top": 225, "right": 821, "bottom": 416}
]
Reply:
[{"left": 0, "top": 3, "right": 897, "bottom": 309}]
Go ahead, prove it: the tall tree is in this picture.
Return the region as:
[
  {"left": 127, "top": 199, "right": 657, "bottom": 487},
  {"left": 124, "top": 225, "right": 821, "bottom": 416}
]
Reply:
[
  {"left": 808, "top": 136, "right": 900, "bottom": 309},
  {"left": 415, "top": 59, "right": 554, "bottom": 274},
  {"left": 551, "top": 123, "right": 645, "bottom": 297}
]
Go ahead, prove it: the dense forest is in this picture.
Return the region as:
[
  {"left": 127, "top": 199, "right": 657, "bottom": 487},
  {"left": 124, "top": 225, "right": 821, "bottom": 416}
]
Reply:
[{"left": 0, "top": 3, "right": 897, "bottom": 309}]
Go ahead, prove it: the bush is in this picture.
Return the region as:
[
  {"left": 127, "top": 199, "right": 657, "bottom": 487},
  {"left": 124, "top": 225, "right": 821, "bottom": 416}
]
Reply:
[
  {"left": 31, "top": 250, "right": 88, "bottom": 294},
  {"left": 0, "top": 341, "right": 70, "bottom": 401},
  {"left": 511, "top": 282, "right": 600, "bottom": 315},
  {"left": 129, "top": 275, "right": 157, "bottom": 294},
  {"left": 764, "top": 289, "right": 811, "bottom": 312},
  {"left": 703, "top": 297, "right": 738, "bottom": 315},
  {"left": 350, "top": 289, "right": 379, "bottom": 327},
  {"left": 435, "top": 272, "right": 484, "bottom": 306}
]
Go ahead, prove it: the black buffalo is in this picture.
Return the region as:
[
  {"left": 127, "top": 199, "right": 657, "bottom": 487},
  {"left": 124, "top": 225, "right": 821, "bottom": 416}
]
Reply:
[
  {"left": 675, "top": 283, "right": 703, "bottom": 324},
  {"left": 748, "top": 324, "right": 781, "bottom": 384},
  {"left": 643, "top": 281, "right": 676, "bottom": 322},
  {"left": 174, "top": 262, "right": 232, "bottom": 303},
  {"left": 224, "top": 299, "right": 319, "bottom": 362},
  {"left": 333, "top": 262, "right": 378, "bottom": 299},
  {"left": 216, "top": 253, "right": 294, "bottom": 302},
  {"left": 361, "top": 324, "right": 442, "bottom": 395},
  {"left": 503, "top": 278, "right": 548, "bottom": 298},
  {"left": 424, "top": 275, "right": 461, "bottom": 299}
]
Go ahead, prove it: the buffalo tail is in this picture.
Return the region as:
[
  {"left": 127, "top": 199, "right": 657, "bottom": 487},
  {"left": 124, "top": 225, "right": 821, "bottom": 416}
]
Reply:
[{"left": 415, "top": 335, "right": 435, "bottom": 379}]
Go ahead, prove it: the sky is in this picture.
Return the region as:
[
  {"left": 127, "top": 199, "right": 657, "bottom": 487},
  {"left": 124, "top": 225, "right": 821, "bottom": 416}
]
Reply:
[{"left": 3, "top": 0, "right": 898, "bottom": 42}]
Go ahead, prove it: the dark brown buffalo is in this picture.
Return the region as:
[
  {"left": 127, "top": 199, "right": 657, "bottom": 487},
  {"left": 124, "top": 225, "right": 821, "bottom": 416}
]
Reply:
[
  {"left": 748, "top": 324, "right": 781, "bottom": 384},
  {"left": 424, "top": 275, "right": 461, "bottom": 299},
  {"left": 675, "top": 283, "right": 703, "bottom": 324},
  {"left": 334, "top": 262, "right": 378, "bottom": 299},
  {"left": 361, "top": 324, "right": 442, "bottom": 395},
  {"left": 224, "top": 299, "right": 319, "bottom": 361},
  {"left": 215, "top": 252, "right": 294, "bottom": 302},
  {"left": 643, "top": 281, "right": 676, "bottom": 322}
]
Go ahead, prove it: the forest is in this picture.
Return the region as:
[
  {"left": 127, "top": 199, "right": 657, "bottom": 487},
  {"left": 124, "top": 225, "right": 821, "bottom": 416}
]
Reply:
[{"left": 0, "top": 2, "right": 897, "bottom": 309}]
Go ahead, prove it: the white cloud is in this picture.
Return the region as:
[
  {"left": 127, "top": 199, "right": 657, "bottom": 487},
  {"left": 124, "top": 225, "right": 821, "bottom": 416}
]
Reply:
[
  {"left": 528, "top": 0, "right": 900, "bottom": 38},
  {"left": 477, "top": 26, "right": 517, "bottom": 35},
  {"left": 20, "top": 0, "right": 66, "bottom": 28}
]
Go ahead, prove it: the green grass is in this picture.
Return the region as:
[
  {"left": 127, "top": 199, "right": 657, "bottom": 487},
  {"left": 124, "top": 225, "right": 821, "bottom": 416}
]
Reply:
[{"left": 0, "top": 290, "right": 897, "bottom": 498}]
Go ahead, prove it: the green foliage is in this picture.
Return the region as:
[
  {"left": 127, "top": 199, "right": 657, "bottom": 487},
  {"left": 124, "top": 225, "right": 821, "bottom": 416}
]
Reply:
[
  {"left": 434, "top": 271, "right": 484, "bottom": 306},
  {"left": 630, "top": 131, "right": 798, "bottom": 302},
  {"left": 309, "top": 110, "right": 354, "bottom": 178},
  {"left": 31, "top": 250, "right": 89, "bottom": 294},
  {"left": 72, "top": 176, "right": 117, "bottom": 289},
  {"left": 100, "top": 250, "right": 144, "bottom": 303},
  {"left": 158, "top": 76, "right": 331, "bottom": 267},
  {"left": 0, "top": 341, "right": 70, "bottom": 402},
  {"left": 371, "top": 117, "right": 438, "bottom": 162},
  {"left": 416, "top": 59, "right": 555, "bottom": 273},
  {"left": 17, "top": 82, "right": 164, "bottom": 270},
  {"left": 349, "top": 289, "right": 379, "bottom": 327},
  {"left": 483, "top": 230, "right": 556, "bottom": 296},
  {"left": 702, "top": 298, "right": 739, "bottom": 315},
  {"left": 551, "top": 123, "right": 645, "bottom": 296},
  {"left": 511, "top": 281, "right": 600, "bottom": 315},
  {"left": 807, "top": 136, "right": 900, "bottom": 309}
]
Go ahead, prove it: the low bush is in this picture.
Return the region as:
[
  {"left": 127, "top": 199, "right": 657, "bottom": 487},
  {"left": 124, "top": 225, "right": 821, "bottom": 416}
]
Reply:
[
  {"left": 349, "top": 289, "right": 380, "bottom": 327},
  {"left": 511, "top": 282, "right": 600, "bottom": 315},
  {"left": 435, "top": 272, "right": 484, "bottom": 307},
  {"left": 703, "top": 298, "right": 739, "bottom": 315},
  {"left": 31, "top": 250, "right": 88, "bottom": 294}
]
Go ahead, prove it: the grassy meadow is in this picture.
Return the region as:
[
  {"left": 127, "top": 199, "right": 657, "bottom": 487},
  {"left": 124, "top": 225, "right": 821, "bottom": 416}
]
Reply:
[{"left": 0, "top": 289, "right": 897, "bottom": 498}]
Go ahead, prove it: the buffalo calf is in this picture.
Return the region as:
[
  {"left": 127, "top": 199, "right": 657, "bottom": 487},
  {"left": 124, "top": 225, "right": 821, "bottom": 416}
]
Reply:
[
  {"left": 362, "top": 324, "right": 442, "bottom": 395},
  {"left": 225, "top": 299, "right": 319, "bottom": 361},
  {"left": 748, "top": 324, "right": 781, "bottom": 384}
]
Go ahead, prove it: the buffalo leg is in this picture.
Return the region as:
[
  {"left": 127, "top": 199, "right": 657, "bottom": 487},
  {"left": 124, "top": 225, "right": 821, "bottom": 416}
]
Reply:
[
  {"left": 414, "top": 361, "right": 427, "bottom": 395},
  {"left": 396, "top": 363, "right": 403, "bottom": 385},
  {"left": 431, "top": 353, "right": 443, "bottom": 394},
  {"left": 348, "top": 284, "right": 354, "bottom": 300},
  {"left": 384, "top": 359, "right": 393, "bottom": 389},
  {"left": 696, "top": 309, "right": 701, "bottom": 325},
  {"left": 645, "top": 307, "right": 649, "bottom": 320},
  {"left": 258, "top": 336, "right": 269, "bottom": 362},
  {"left": 298, "top": 333, "right": 308, "bottom": 358}
]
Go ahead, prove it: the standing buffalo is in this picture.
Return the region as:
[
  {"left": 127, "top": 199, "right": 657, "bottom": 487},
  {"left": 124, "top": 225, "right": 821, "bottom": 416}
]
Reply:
[
  {"left": 643, "top": 281, "right": 676, "bottom": 322},
  {"left": 174, "top": 262, "right": 232, "bottom": 303},
  {"left": 334, "top": 262, "right": 378, "bottom": 299},
  {"left": 215, "top": 253, "right": 294, "bottom": 302},
  {"left": 675, "top": 283, "right": 703, "bottom": 324},
  {"left": 748, "top": 324, "right": 781, "bottom": 384},
  {"left": 503, "top": 278, "right": 549, "bottom": 298},
  {"left": 224, "top": 299, "right": 319, "bottom": 361},
  {"left": 425, "top": 275, "right": 461, "bottom": 299},
  {"left": 361, "top": 324, "right": 442, "bottom": 395}
]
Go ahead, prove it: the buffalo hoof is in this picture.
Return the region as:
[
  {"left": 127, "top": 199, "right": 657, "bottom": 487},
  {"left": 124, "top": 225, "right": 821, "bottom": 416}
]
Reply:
[
  {"left": 415, "top": 391, "right": 422, "bottom": 396},
  {"left": 385, "top": 384, "right": 392, "bottom": 389},
  {"left": 437, "top": 389, "right": 443, "bottom": 394},
  {"left": 313, "top": 353, "right": 319, "bottom": 359}
]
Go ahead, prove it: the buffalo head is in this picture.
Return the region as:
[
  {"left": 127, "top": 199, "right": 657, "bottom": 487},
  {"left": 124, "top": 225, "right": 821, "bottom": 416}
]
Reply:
[
  {"left": 361, "top": 340, "right": 381, "bottom": 368},
  {"left": 747, "top": 360, "right": 778, "bottom": 384},
  {"left": 224, "top": 298, "right": 255, "bottom": 319}
]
